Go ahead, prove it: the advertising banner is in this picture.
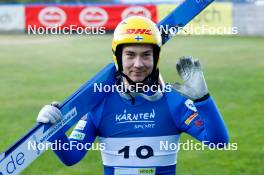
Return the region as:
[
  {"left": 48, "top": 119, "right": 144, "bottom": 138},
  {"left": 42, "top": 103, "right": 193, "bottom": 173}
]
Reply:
[
  {"left": 25, "top": 5, "right": 157, "bottom": 32},
  {"left": 0, "top": 5, "right": 25, "bottom": 31},
  {"left": 158, "top": 3, "right": 234, "bottom": 35}
]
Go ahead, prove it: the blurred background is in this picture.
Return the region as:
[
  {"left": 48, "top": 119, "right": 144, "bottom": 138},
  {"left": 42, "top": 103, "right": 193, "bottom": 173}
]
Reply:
[
  {"left": 0, "top": 0, "right": 264, "bottom": 35},
  {"left": 0, "top": 0, "right": 263, "bottom": 175}
]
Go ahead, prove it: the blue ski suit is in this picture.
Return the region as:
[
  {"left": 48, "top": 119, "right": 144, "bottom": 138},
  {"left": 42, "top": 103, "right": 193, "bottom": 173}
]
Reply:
[{"left": 53, "top": 88, "right": 228, "bottom": 175}]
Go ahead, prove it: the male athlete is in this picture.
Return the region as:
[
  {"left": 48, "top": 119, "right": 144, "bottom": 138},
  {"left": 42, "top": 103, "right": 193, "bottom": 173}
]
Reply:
[{"left": 37, "top": 16, "right": 229, "bottom": 175}]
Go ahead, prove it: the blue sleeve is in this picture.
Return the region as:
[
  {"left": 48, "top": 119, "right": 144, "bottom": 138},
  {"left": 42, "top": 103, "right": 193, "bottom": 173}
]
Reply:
[
  {"left": 52, "top": 113, "right": 97, "bottom": 166},
  {"left": 178, "top": 96, "right": 229, "bottom": 146}
]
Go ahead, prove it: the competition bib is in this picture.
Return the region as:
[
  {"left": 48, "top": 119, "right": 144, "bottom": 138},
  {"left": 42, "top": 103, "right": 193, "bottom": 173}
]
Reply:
[{"left": 99, "top": 135, "right": 180, "bottom": 167}]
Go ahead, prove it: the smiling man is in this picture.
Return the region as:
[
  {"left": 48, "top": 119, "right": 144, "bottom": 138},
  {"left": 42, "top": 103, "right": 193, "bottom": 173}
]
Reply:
[
  {"left": 36, "top": 16, "right": 229, "bottom": 175},
  {"left": 122, "top": 44, "right": 154, "bottom": 83}
]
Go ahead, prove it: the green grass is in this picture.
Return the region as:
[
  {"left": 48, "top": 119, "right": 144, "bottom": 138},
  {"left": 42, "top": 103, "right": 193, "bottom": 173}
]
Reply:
[{"left": 0, "top": 34, "right": 263, "bottom": 175}]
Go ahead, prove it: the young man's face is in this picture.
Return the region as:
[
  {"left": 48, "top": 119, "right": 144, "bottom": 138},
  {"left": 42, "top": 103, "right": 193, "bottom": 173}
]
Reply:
[{"left": 122, "top": 44, "right": 154, "bottom": 83}]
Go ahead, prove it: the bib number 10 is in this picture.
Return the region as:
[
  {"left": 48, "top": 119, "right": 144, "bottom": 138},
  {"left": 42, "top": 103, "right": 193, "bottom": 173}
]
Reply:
[{"left": 118, "top": 145, "right": 154, "bottom": 159}]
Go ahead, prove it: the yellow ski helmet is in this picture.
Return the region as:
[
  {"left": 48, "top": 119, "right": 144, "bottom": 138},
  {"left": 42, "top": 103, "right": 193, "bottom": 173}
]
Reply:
[{"left": 112, "top": 16, "right": 162, "bottom": 73}]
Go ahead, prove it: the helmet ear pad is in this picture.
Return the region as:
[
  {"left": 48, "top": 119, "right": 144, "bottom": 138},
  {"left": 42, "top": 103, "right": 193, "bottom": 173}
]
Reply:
[
  {"left": 152, "top": 44, "right": 160, "bottom": 74},
  {"left": 115, "top": 45, "right": 123, "bottom": 72},
  {"left": 114, "top": 44, "right": 160, "bottom": 74}
]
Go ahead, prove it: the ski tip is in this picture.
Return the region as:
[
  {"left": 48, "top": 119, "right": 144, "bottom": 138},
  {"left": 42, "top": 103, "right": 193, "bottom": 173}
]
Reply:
[{"left": 0, "top": 153, "right": 5, "bottom": 162}]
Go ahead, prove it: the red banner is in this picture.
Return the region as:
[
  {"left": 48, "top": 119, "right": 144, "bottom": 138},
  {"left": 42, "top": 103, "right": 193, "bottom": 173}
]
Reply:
[{"left": 25, "top": 5, "right": 157, "bottom": 31}]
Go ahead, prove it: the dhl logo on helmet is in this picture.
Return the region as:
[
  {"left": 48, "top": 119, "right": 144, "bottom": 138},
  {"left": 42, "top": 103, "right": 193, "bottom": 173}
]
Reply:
[{"left": 123, "top": 29, "right": 152, "bottom": 35}]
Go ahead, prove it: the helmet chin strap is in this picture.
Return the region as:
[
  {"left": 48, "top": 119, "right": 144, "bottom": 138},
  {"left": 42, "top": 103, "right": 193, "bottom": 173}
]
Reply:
[
  {"left": 119, "top": 89, "right": 163, "bottom": 102},
  {"left": 116, "top": 70, "right": 164, "bottom": 102}
]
